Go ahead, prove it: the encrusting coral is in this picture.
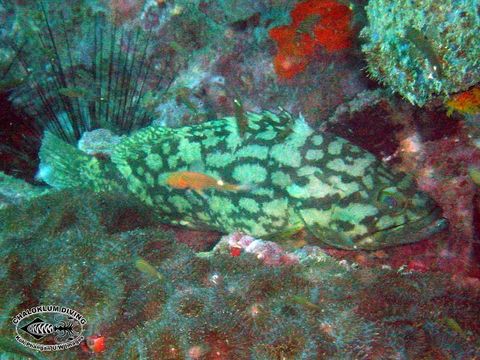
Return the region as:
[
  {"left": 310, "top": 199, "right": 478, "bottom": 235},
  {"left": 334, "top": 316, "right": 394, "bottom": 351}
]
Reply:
[
  {"left": 361, "top": 0, "right": 480, "bottom": 106},
  {"left": 1, "top": 1, "right": 480, "bottom": 359},
  {"left": 0, "top": 186, "right": 479, "bottom": 359}
]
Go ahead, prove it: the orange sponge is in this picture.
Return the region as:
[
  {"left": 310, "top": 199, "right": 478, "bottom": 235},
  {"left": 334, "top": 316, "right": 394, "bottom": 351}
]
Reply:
[
  {"left": 269, "top": 0, "right": 352, "bottom": 79},
  {"left": 446, "top": 86, "right": 480, "bottom": 116}
]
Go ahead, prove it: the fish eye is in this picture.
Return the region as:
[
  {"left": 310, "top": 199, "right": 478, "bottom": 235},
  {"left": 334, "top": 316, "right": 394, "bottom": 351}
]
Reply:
[{"left": 377, "top": 187, "right": 406, "bottom": 213}]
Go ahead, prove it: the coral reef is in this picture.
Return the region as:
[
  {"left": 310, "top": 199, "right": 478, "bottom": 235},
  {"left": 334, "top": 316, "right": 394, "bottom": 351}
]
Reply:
[
  {"left": 141, "top": 0, "right": 367, "bottom": 124},
  {"left": 0, "top": 186, "right": 479, "bottom": 358},
  {"left": 1, "top": 0, "right": 370, "bottom": 163},
  {"left": 361, "top": 0, "right": 480, "bottom": 106},
  {"left": 1, "top": 1, "right": 480, "bottom": 359},
  {"left": 322, "top": 88, "right": 480, "bottom": 280},
  {"left": 213, "top": 231, "right": 307, "bottom": 266}
]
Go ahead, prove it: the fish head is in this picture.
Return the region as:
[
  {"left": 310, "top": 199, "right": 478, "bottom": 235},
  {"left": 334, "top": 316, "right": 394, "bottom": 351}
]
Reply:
[
  {"left": 294, "top": 156, "right": 447, "bottom": 250},
  {"left": 347, "top": 171, "right": 447, "bottom": 250}
]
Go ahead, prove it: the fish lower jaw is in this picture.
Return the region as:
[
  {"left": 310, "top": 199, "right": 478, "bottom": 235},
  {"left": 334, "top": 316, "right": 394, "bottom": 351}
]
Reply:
[{"left": 356, "top": 207, "right": 448, "bottom": 250}]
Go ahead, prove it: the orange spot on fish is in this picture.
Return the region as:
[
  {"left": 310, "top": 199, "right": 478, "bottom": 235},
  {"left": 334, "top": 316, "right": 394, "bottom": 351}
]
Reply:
[{"left": 165, "top": 171, "right": 247, "bottom": 195}]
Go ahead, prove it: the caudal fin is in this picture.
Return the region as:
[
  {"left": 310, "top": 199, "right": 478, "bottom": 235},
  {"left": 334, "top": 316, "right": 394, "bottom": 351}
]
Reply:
[{"left": 38, "top": 132, "right": 119, "bottom": 192}]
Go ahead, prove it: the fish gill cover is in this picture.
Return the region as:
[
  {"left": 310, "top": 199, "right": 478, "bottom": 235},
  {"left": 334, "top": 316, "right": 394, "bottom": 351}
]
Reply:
[{"left": 0, "top": 0, "right": 480, "bottom": 359}]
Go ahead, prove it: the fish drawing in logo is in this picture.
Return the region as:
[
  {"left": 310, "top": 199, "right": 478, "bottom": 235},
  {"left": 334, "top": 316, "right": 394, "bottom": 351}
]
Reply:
[{"left": 20, "top": 316, "right": 81, "bottom": 342}]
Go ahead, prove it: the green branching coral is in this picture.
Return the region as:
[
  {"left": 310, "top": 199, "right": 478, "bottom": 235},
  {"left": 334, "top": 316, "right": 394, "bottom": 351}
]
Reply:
[{"left": 361, "top": 0, "right": 480, "bottom": 106}]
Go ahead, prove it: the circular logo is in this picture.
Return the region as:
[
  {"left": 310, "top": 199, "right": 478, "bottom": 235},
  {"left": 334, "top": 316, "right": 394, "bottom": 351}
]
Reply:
[{"left": 12, "top": 306, "right": 86, "bottom": 352}]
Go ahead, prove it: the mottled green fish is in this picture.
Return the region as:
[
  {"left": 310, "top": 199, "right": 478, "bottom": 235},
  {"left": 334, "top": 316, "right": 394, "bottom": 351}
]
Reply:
[{"left": 38, "top": 111, "right": 447, "bottom": 250}]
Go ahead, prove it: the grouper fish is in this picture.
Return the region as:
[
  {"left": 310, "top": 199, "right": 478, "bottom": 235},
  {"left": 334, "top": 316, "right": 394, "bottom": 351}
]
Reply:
[{"left": 38, "top": 110, "right": 447, "bottom": 250}]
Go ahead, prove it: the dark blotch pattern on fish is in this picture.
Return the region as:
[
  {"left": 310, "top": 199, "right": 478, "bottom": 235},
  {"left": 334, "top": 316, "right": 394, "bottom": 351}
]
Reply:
[{"left": 39, "top": 111, "right": 445, "bottom": 249}]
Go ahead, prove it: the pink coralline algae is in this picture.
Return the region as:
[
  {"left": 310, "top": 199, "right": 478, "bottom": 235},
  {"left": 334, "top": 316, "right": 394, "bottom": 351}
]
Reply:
[
  {"left": 110, "top": 0, "right": 143, "bottom": 24},
  {"left": 221, "top": 231, "right": 300, "bottom": 266},
  {"left": 395, "top": 126, "right": 480, "bottom": 242},
  {"left": 414, "top": 133, "right": 480, "bottom": 275}
]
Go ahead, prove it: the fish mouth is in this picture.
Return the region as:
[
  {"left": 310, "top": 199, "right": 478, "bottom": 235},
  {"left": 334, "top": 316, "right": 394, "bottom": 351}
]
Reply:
[{"left": 356, "top": 207, "right": 448, "bottom": 250}]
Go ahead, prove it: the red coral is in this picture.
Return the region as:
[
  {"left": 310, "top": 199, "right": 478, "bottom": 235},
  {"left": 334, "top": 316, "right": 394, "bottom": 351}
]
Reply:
[
  {"left": 269, "top": 26, "right": 316, "bottom": 57},
  {"left": 269, "top": 0, "right": 352, "bottom": 79},
  {"left": 272, "top": 51, "right": 310, "bottom": 79}
]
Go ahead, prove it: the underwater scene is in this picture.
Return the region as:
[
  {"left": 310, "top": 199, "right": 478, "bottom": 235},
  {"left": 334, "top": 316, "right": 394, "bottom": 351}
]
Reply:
[{"left": 0, "top": 0, "right": 480, "bottom": 358}]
